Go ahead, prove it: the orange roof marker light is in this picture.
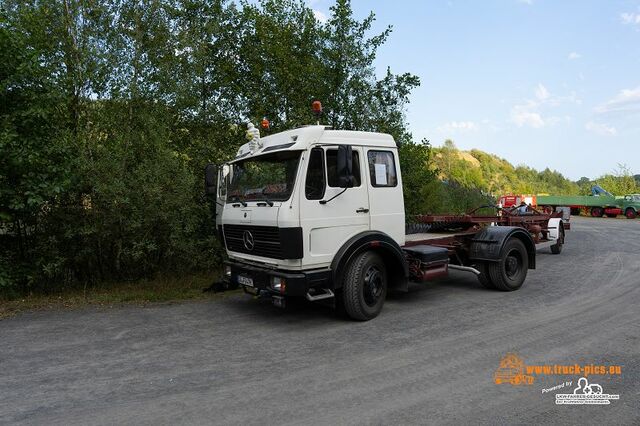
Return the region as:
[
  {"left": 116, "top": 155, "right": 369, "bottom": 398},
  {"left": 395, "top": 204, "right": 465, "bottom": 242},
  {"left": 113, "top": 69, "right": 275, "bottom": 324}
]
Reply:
[
  {"left": 260, "top": 117, "right": 270, "bottom": 131},
  {"left": 312, "top": 100, "right": 322, "bottom": 124}
]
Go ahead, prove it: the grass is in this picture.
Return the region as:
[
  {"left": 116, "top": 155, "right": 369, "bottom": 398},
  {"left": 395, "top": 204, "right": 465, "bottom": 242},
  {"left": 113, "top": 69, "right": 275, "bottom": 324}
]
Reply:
[{"left": 0, "top": 273, "right": 237, "bottom": 320}]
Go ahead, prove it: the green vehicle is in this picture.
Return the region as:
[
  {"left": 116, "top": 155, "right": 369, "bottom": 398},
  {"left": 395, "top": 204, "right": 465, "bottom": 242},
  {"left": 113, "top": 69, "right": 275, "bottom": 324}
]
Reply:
[{"left": 621, "top": 194, "right": 640, "bottom": 219}]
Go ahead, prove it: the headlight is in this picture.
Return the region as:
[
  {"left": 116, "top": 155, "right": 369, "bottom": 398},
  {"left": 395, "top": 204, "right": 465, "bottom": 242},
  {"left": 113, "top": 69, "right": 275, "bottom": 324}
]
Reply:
[{"left": 270, "top": 276, "right": 286, "bottom": 293}]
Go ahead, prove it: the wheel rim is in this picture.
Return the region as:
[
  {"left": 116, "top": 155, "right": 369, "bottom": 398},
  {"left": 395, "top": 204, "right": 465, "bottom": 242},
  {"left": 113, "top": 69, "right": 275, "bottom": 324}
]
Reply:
[
  {"left": 627, "top": 209, "right": 635, "bottom": 219},
  {"left": 363, "top": 265, "right": 384, "bottom": 307},
  {"left": 504, "top": 249, "right": 523, "bottom": 279}
]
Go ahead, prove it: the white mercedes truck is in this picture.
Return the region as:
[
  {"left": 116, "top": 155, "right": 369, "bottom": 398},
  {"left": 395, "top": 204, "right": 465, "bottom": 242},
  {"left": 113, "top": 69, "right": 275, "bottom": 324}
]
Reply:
[{"left": 204, "top": 124, "right": 565, "bottom": 320}]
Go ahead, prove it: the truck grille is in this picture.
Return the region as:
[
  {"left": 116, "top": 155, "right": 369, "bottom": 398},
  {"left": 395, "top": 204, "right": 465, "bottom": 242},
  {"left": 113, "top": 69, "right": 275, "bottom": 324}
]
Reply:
[{"left": 223, "top": 224, "right": 302, "bottom": 259}]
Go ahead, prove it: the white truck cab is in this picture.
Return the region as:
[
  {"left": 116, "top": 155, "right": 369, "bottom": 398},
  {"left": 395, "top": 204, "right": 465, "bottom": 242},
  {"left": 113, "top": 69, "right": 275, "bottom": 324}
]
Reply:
[
  {"left": 206, "top": 124, "right": 563, "bottom": 320},
  {"left": 220, "top": 126, "right": 404, "bottom": 268}
]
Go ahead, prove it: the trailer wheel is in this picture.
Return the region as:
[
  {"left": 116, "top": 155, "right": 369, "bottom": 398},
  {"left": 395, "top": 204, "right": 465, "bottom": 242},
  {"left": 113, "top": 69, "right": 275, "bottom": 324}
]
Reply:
[
  {"left": 476, "top": 263, "right": 495, "bottom": 289},
  {"left": 342, "top": 251, "right": 387, "bottom": 321},
  {"left": 591, "top": 207, "right": 604, "bottom": 217},
  {"left": 488, "top": 239, "right": 528, "bottom": 291},
  {"left": 551, "top": 227, "right": 564, "bottom": 254},
  {"left": 625, "top": 208, "right": 637, "bottom": 219}
]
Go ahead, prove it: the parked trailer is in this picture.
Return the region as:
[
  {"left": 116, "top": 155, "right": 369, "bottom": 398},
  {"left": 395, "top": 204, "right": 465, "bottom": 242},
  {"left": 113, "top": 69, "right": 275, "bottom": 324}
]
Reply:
[
  {"left": 499, "top": 192, "right": 640, "bottom": 219},
  {"left": 537, "top": 195, "right": 620, "bottom": 218},
  {"left": 205, "top": 112, "right": 567, "bottom": 321}
]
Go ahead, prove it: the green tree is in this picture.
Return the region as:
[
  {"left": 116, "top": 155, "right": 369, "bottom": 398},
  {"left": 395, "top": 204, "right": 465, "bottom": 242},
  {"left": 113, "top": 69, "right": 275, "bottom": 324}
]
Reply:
[
  {"left": 595, "top": 164, "right": 639, "bottom": 195},
  {"left": 398, "top": 139, "right": 439, "bottom": 217},
  {"left": 1, "top": 0, "right": 424, "bottom": 296}
]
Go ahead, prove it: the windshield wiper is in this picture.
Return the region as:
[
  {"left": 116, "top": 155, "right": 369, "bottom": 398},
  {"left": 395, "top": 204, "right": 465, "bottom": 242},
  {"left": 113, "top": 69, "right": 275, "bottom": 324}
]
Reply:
[
  {"left": 258, "top": 189, "right": 274, "bottom": 206},
  {"left": 231, "top": 195, "right": 247, "bottom": 207},
  {"left": 258, "top": 196, "right": 274, "bottom": 207}
]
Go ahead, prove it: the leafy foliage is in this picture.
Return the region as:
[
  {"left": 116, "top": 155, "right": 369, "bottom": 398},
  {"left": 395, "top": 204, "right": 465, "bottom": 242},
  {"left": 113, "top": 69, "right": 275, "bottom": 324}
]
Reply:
[
  {"left": 431, "top": 140, "right": 580, "bottom": 196},
  {"left": 578, "top": 165, "right": 640, "bottom": 196},
  {"left": 0, "top": 0, "right": 420, "bottom": 295}
]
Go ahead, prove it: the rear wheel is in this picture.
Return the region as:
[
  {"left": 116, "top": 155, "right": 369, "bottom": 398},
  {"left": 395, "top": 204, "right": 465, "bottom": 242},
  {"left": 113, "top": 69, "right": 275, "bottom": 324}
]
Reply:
[
  {"left": 591, "top": 207, "right": 604, "bottom": 217},
  {"left": 625, "top": 208, "right": 637, "bottom": 219},
  {"left": 476, "top": 262, "right": 495, "bottom": 289},
  {"left": 551, "top": 228, "right": 564, "bottom": 254},
  {"left": 488, "top": 239, "right": 529, "bottom": 291},
  {"left": 342, "top": 251, "right": 387, "bottom": 321}
]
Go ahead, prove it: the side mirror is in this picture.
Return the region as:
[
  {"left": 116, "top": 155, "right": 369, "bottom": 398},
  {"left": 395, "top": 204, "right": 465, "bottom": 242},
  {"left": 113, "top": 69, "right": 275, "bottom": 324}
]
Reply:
[
  {"left": 204, "top": 163, "right": 217, "bottom": 195},
  {"left": 337, "top": 145, "right": 354, "bottom": 188}
]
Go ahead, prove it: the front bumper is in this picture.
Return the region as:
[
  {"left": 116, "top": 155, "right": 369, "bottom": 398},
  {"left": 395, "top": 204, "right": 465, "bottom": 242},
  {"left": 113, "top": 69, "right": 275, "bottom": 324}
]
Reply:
[{"left": 223, "top": 260, "right": 331, "bottom": 297}]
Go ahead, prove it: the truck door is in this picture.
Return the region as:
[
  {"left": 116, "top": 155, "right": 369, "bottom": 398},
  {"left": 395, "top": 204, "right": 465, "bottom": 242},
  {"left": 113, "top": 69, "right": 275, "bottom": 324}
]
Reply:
[
  {"left": 364, "top": 148, "right": 405, "bottom": 245},
  {"left": 299, "top": 145, "right": 370, "bottom": 267}
]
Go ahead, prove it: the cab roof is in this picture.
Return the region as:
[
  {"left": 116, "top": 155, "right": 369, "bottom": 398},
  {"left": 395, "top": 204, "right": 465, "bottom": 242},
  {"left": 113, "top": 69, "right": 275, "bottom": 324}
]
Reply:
[{"left": 232, "top": 125, "right": 396, "bottom": 162}]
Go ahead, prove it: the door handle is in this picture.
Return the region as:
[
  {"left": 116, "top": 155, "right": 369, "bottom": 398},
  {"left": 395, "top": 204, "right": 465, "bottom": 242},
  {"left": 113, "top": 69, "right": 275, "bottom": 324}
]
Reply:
[{"left": 356, "top": 207, "right": 369, "bottom": 213}]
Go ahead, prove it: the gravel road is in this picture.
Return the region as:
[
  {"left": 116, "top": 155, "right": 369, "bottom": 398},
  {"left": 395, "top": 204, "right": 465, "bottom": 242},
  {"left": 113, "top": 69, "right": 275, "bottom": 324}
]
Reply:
[{"left": 1, "top": 216, "right": 639, "bottom": 425}]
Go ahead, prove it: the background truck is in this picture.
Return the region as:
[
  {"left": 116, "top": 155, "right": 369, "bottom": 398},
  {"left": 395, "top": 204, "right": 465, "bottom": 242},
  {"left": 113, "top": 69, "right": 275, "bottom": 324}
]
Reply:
[
  {"left": 205, "top": 122, "right": 566, "bottom": 321},
  {"left": 499, "top": 188, "right": 640, "bottom": 219}
]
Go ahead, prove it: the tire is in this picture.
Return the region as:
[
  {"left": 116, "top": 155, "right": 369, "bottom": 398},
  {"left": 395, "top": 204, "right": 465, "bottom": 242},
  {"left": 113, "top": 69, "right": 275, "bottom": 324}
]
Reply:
[
  {"left": 476, "top": 262, "right": 495, "bottom": 289},
  {"left": 342, "top": 251, "right": 387, "bottom": 321},
  {"left": 488, "top": 239, "right": 529, "bottom": 291},
  {"left": 591, "top": 207, "right": 604, "bottom": 217},
  {"left": 551, "top": 228, "right": 564, "bottom": 254},
  {"left": 625, "top": 208, "right": 637, "bottom": 219}
]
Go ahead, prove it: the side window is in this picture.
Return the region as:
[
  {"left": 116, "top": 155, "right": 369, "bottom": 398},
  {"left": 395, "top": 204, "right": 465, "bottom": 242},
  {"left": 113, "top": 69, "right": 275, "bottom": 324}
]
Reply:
[
  {"left": 305, "top": 147, "right": 325, "bottom": 200},
  {"left": 367, "top": 150, "right": 397, "bottom": 187},
  {"left": 326, "top": 149, "right": 361, "bottom": 187}
]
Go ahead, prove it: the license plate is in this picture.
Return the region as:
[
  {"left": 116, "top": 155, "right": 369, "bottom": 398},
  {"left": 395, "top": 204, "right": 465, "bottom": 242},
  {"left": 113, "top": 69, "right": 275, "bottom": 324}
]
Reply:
[{"left": 237, "top": 275, "right": 254, "bottom": 287}]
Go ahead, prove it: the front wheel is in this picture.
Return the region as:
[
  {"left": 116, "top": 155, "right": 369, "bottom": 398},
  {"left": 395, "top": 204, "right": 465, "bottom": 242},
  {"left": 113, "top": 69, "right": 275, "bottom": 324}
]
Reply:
[
  {"left": 488, "top": 239, "right": 529, "bottom": 291},
  {"left": 625, "top": 208, "right": 637, "bottom": 219},
  {"left": 342, "top": 251, "right": 387, "bottom": 321}
]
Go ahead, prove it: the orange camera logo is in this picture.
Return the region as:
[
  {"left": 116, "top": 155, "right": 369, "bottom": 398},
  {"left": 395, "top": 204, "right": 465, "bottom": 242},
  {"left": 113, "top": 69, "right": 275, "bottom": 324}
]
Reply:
[{"left": 494, "top": 353, "right": 534, "bottom": 386}]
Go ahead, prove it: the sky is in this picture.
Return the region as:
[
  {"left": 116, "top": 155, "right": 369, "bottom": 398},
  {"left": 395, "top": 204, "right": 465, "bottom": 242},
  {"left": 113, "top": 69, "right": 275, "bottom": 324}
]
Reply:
[{"left": 308, "top": 0, "right": 640, "bottom": 180}]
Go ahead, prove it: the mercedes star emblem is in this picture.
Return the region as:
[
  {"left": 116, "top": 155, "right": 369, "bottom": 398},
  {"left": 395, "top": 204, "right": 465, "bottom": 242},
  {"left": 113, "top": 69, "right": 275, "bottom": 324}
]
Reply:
[{"left": 242, "top": 230, "right": 255, "bottom": 251}]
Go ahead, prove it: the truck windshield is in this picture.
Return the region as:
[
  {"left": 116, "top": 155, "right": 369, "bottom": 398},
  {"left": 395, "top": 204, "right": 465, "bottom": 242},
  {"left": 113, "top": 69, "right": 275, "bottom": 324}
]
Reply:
[{"left": 227, "top": 150, "right": 301, "bottom": 203}]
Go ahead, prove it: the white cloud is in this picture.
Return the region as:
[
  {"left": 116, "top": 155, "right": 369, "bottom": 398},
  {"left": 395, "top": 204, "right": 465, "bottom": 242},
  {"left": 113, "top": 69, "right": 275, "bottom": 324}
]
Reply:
[
  {"left": 585, "top": 121, "right": 617, "bottom": 136},
  {"left": 511, "top": 108, "right": 544, "bottom": 128},
  {"left": 568, "top": 52, "right": 581, "bottom": 60},
  {"left": 621, "top": 12, "right": 640, "bottom": 25},
  {"left": 510, "top": 84, "right": 580, "bottom": 128},
  {"left": 596, "top": 86, "right": 640, "bottom": 114},
  {"left": 437, "top": 121, "right": 478, "bottom": 133},
  {"left": 313, "top": 9, "right": 328, "bottom": 23},
  {"left": 535, "top": 83, "right": 550, "bottom": 100}
]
